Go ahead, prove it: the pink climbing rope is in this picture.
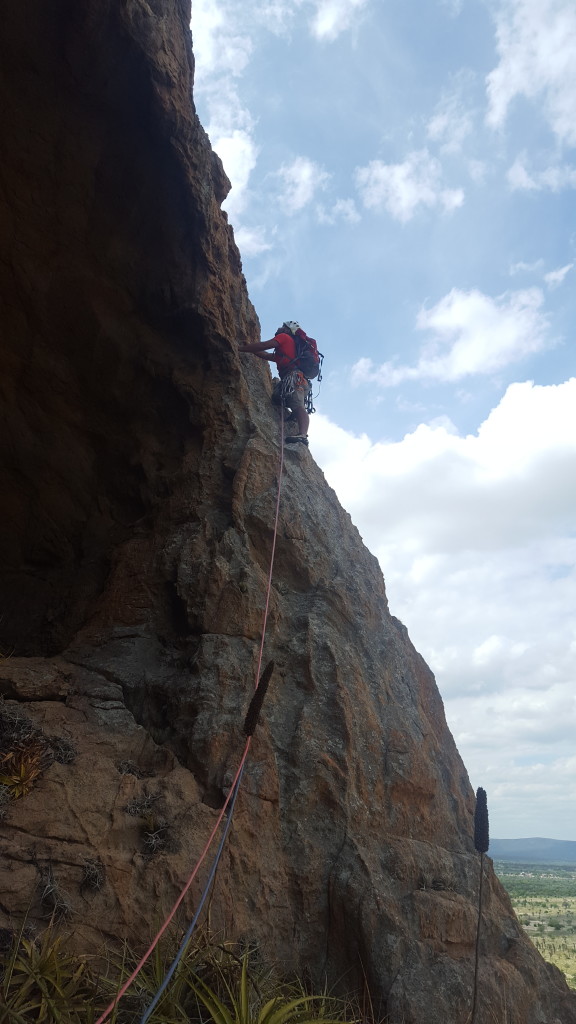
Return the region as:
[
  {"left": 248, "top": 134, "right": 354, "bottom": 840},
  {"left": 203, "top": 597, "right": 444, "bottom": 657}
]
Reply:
[
  {"left": 95, "top": 413, "right": 286, "bottom": 1024},
  {"left": 94, "top": 742, "right": 251, "bottom": 1024}
]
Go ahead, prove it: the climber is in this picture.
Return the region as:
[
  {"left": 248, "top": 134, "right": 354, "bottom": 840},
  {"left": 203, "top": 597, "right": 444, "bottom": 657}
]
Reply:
[{"left": 238, "top": 321, "right": 318, "bottom": 446}]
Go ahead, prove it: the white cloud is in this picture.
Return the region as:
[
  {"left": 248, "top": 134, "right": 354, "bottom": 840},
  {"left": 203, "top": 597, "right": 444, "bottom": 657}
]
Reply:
[
  {"left": 539, "top": 164, "right": 576, "bottom": 189},
  {"left": 486, "top": 0, "right": 576, "bottom": 146},
  {"left": 509, "top": 258, "right": 544, "bottom": 276},
  {"left": 355, "top": 150, "right": 464, "bottom": 222},
  {"left": 440, "top": 0, "right": 463, "bottom": 14},
  {"left": 310, "top": 0, "right": 369, "bottom": 40},
  {"left": 316, "top": 197, "right": 361, "bottom": 225},
  {"left": 234, "top": 225, "right": 273, "bottom": 256},
  {"left": 191, "top": 3, "right": 260, "bottom": 217},
  {"left": 507, "top": 155, "right": 538, "bottom": 191},
  {"left": 427, "top": 88, "right": 474, "bottom": 154},
  {"left": 310, "top": 378, "right": 576, "bottom": 837},
  {"left": 192, "top": 0, "right": 253, "bottom": 82},
  {"left": 544, "top": 262, "right": 574, "bottom": 288},
  {"left": 456, "top": 713, "right": 576, "bottom": 837},
  {"left": 276, "top": 156, "right": 331, "bottom": 213},
  {"left": 216, "top": 129, "right": 259, "bottom": 218},
  {"left": 252, "top": 1, "right": 302, "bottom": 36},
  {"left": 507, "top": 154, "right": 576, "bottom": 191},
  {"left": 467, "top": 159, "right": 488, "bottom": 184},
  {"left": 191, "top": 0, "right": 375, "bottom": 223},
  {"left": 441, "top": 187, "right": 466, "bottom": 213},
  {"left": 352, "top": 287, "right": 552, "bottom": 386},
  {"left": 193, "top": 0, "right": 369, "bottom": 56}
]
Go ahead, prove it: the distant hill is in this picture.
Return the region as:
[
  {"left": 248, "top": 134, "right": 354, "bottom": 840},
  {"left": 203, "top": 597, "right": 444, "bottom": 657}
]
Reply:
[{"left": 491, "top": 838, "right": 576, "bottom": 863}]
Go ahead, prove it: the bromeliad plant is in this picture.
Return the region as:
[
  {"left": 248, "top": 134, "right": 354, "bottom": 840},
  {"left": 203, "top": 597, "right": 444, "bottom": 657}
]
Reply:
[
  {"left": 0, "top": 698, "right": 55, "bottom": 802},
  {"left": 99, "top": 932, "right": 208, "bottom": 1023},
  {"left": 186, "top": 951, "right": 357, "bottom": 1024},
  {"left": 0, "top": 924, "right": 98, "bottom": 1024},
  {"left": 0, "top": 922, "right": 361, "bottom": 1024},
  {"left": 0, "top": 740, "right": 51, "bottom": 799},
  {"left": 100, "top": 940, "right": 359, "bottom": 1024}
]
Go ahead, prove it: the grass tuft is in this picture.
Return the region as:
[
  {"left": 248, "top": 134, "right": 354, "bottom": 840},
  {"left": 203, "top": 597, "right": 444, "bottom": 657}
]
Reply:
[
  {"left": 38, "top": 864, "right": 73, "bottom": 922},
  {"left": 49, "top": 736, "right": 77, "bottom": 765},
  {"left": 123, "top": 791, "right": 176, "bottom": 856},
  {"left": 117, "top": 760, "right": 146, "bottom": 778},
  {"left": 0, "top": 783, "right": 12, "bottom": 820},
  {"left": 142, "top": 817, "right": 172, "bottom": 856},
  {"left": 81, "top": 860, "right": 106, "bottom": 893},
  {"left": 125, "top": 792, "right": 157, "bottom": 817}
]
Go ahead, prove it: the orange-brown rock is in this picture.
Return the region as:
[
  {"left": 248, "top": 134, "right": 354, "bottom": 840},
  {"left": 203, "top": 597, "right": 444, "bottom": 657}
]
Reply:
[{"left": 1, "top": 4, "right": 575, "bottom": 1023}]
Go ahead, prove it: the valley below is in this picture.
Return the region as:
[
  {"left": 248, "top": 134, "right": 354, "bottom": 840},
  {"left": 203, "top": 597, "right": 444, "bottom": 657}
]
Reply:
[{"left": 496, "top": 861, "right": 576, "bottom": 989}]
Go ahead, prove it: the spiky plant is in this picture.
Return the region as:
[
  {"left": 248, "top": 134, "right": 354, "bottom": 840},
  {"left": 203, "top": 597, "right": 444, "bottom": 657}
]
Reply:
[
  {"left": 185, "top": 951, "right": 357, "bottom": 1024},
  {"left": 124, "top": 792, "right": 157, "bottom": 818},
  {"left": 142, "top": 817, "right": 172, "bottom": 856},
  {"left": 38, "top": 864, "right": 73, "bottom": 922},
  {"left": 49, "top": 736, "right": 77, "bottom": 765},
  {"left": 99, "top": 933, "right": 212, "bottom": 1023},
  {"left": 0, "top": 784, "right": 11, "bottom": 820},
  {"left": 0, "top": 924, "right": 97, "bottom": 1023},
  {"left": 117, "top": 760, "right": 146, "bottom": 778},
  {"left": 471, "top": 786, "right": 489, "bottom": 1024},
  {"left": 0, "top": 739, "right": 52, "bottom": 798},
  {"left": 81, "top": 859, "right": 105, "bottom": 893},
  {"left": 0, "top": 699, "right": 54, "bottom": 800}
]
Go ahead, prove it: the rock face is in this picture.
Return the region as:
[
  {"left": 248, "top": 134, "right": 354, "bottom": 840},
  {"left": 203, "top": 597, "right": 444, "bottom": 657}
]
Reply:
[{"left": 0, "top": 4, "right": 574, "bottom": 1023}]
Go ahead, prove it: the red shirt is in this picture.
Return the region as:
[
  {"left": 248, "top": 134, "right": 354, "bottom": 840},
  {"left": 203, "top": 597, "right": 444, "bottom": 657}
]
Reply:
[{"left": 273, "top": 333, "right": 297, "bottom": 375}]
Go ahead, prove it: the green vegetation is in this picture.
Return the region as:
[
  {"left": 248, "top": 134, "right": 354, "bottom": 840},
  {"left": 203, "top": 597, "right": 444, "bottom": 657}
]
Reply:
[
  {"left": 0, "top": 924, "right": 98, "bottom": 1023},
  {"left": 496, "top": 861, "right": 576, "bottom": 989},
  {"left": 0, "top": 698, "right": 76, "bottom": 812},
  {"left": 0, "top": 925, "right": 361, "bottom": 1024}
]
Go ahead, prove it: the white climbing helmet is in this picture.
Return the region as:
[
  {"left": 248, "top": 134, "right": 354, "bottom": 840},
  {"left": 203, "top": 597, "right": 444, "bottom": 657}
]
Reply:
[{"left": 283, "top": 321, "right": 300, "bottom": 334}]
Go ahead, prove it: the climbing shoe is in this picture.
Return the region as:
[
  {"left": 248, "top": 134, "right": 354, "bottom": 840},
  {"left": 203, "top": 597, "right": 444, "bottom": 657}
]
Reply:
[{"left": 285, "top": 434, "right": 309, "bottom": 446}]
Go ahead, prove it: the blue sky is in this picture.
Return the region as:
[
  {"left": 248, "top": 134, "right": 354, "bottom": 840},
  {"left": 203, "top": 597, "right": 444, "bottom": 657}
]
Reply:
[{"left": 191, "top": 0, "right": 576, "bottom": 840}]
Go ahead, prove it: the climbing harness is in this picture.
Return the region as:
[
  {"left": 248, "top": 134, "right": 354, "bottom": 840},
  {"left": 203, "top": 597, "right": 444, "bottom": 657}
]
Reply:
[
  {"left": 275, "top": 370, "right": 318, "bottom": 416},
  {"left": 278, "top": 369, "right": 309, "bottom": 404},
  {"left": 95, "top": 418, "right": 286, "bottom": 1024}
]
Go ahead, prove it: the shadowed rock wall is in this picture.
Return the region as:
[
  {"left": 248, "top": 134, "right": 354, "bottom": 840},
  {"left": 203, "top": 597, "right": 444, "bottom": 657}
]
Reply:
[{"left": 1, "top": 4, "right": 575, "bottom": 1023}]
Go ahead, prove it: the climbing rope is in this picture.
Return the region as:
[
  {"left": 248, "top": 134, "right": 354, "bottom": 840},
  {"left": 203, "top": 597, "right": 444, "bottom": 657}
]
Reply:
[
  {"left": 139, "top": 769, "right": 244, "bottom": 1023},
  {"left": 94, "top": 748, "right": 251, "bottom": 1024},
  {"left": 277, "top": 369, "right": 318, "bottom": 416},
  {"left": 95, "top": 413, "right": 286, "bottom": 1024}
]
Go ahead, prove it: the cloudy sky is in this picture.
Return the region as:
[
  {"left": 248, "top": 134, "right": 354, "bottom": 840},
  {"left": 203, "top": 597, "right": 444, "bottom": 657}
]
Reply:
[{"left": 191, "top": 0, "right": 576, "bottom": 841}]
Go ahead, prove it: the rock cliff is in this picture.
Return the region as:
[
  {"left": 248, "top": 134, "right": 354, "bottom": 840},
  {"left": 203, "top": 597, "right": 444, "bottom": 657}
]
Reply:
[{"left": 1, "top": 3, "right": 575, "bottom": 1023}]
